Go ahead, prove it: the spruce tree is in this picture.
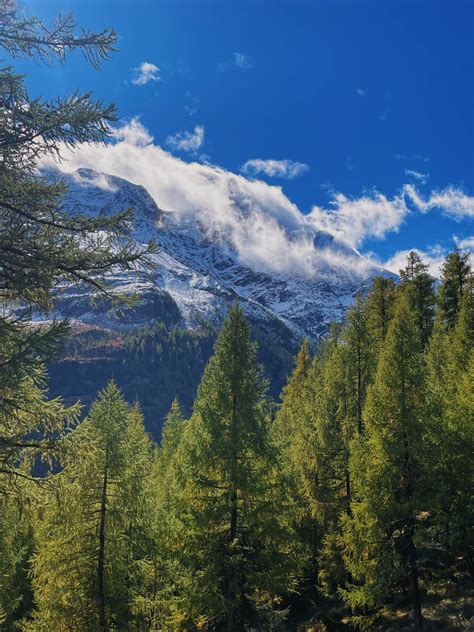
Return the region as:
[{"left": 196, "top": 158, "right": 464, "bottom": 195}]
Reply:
[
  {"left": 340, "top": 296, "right": 426, "bottom": 631},
  {"left": 173, "top": 305, "right": 299, "bottom": 630}
]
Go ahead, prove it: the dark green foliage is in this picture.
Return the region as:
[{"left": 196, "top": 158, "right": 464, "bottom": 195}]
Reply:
[
  {"left": 47, "top": 315, "right": 297, "bottom": 439},
  {"left": 0, "top": 0, "right": 152, "bottom": 500},
  {"left": 399, "top": 250, "right": 436, "bottom": 345},
  {"left": 438, "top": 249, "right": 472, "bottom": 329}
]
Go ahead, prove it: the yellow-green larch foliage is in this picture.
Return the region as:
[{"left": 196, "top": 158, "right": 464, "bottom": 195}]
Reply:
[
  {"left": 340, "top": 296, "right": 427, "bottom": 632},
  {"left": 28, "top": 382, "right": 154, "bottom": 632},
  {"left": 171, "top": 304, "right": 301, "bottom": 630},
  {"left": 399, "top": 250, "right": 436, "bottom": 346},
  {"left": 425, "top": 285, "right": 474, "bottom": 569}
]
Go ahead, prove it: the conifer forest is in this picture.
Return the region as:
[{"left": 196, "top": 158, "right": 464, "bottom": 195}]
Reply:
[{"left": 0, "top": 1, "right": 473, "bottom": 630}]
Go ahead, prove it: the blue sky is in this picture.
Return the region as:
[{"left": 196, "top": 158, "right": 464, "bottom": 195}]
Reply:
[{"left": 23, "top": 0, "right": 474, "bottom": 274}]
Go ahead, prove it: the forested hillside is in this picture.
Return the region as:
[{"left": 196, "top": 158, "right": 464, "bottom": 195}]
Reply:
[
  {"left": 47, "top": 316, "right": 297, "bottom": 437},
  {"left": 0, "top": 2, "right": 472, "bottom": 631},
  {"left": 2, "top": 250, "right": 474, "bottom": 630}
]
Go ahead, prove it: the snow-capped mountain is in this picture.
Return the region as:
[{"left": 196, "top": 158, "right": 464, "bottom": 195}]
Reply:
[{"left": 52, "top": 167, "right": 393, "bottom": 340}]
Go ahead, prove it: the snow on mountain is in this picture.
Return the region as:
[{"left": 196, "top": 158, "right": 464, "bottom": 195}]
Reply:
[{"left": 51, "top": 167, "right": 393, "bottom": 340}]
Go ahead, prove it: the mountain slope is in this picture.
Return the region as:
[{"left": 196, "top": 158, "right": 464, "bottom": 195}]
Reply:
[{"left": 52, "top": 167, "right": 392, "bottom": 339}]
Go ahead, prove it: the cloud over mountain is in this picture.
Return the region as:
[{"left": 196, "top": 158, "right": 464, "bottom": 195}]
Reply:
[
  {"left": 40, "top": 118, "right": 473, "bottom": 280},
  {"left": 241, "top": 159, "right": 309, "bottom": 180}
]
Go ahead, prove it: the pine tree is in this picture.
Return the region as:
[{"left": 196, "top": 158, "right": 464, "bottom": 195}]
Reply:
[
  {"left": 29, "top": 382, "right": 154, "bottom": 631},
  {"left": 172, "top": 305, "right": 299, "bottom": 629},
  {"left": 438, "top": 250, "right": 472, "bottom": 329},
  {"left": 399, "top": 251, "right": 436, "bottom": 345},
  {"left": 340, "top": 296, "right": 426, "bottom": 631}
]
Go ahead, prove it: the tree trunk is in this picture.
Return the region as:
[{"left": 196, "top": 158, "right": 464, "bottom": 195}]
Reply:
[
  {"left": 227, "top": 392, "right": 239, "bottom": 632},
  {"left": 408, "top": 527, "right": 423, "bottom": 632},
  {"left": 98, "top": 465, "right": 108, "bottom": 632}
]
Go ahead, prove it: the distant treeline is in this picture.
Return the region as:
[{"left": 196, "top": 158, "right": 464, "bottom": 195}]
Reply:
[{"left": 48, "top": 314, "right": 296, "bottom": 438}]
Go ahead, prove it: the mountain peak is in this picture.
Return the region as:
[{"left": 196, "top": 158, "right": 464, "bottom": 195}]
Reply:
[{"left": 50, "top": 168, "right": 394, "bottom": 340}]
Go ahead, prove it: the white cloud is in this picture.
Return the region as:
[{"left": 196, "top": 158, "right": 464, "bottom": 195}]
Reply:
[
  {"left": 454, "top": 235, "right": 474, "bottom": 251},
  {"left": 404, "top": 184, "right": 474, "bottom": 219},
  {"left": 308, "top": 191, "right": 409, "bottom": 249},
  {"left": 405, "top": 169, "right": 429, "bottom": 184},
  {"left": 233, "top": 52, "right": 254, "bottom": 70},
  {"left": 383, "top": 237, "right": 473, "bottom": 279},
  {"left": 383, "top": 246, "right": 447, "bottom": 278},
  {"left": 218, "top": 53, "right": 254, "bottom": 72},
  {"left": 39, "top": 117, "right": 473, "bottom": 282},
  {"left": 131, "top": 62, "right": 160, "bottom": 86},
  {"left": 165, "top": 125, "right": 205, "bottom": 154},
  {"left": 111, "top": 116, "right": 153, "bottom": 147},
  {"left": 39, "top": 119, "right": 381, "bottom": 280},
  {"left": 393, "top": 153, "right": 430, "bottom": 163},
  {"left": 241, "top": 159, "right": 309, "bottom": 180}
]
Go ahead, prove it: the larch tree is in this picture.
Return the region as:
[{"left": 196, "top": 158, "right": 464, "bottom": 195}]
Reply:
[
  {"left": 340, "top": 296, "right": 427, "bottom": 631},
  {"left": 399, "top": 251, "right": 436, "bottom": 346},
  {"left": 136, "top": 400, "right": 189, "bottom": 629},
  {"left": 273, "top": 341, "right": 323, "bottom": 603},
  {"left": 0, "top": 0, "right": 153, "bottom": 496},
  {"left": 437, "top": 250, "right": 472, "bottom": 329},
  {"left": 425, "top": 285, "right": 474, "bottom": 571},
  {"left": 172, "top": 305, "right": 300, "bottom": 630},
  {"left": 364, "top": 276, "right": 396, "bottom": 348},
  {"left": 29, "top": 382, "right": 154, "bottom": 631}
]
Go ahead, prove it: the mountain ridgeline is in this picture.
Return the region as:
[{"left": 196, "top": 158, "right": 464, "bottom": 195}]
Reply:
[{"left": 46, "top": 168, "right": 395, "bottom": 435}]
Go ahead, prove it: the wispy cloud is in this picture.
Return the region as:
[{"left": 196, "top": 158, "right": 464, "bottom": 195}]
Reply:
[
  {"left": 165, "top": 125, "right": 205, "bottom": 154},
  {"left": 382, "top": 236, "right": 473, "bottom": 279},
  {"left": 455, "top": 235, "right": 474, "bottom": 250},
  {"left": 131, "top": 62, "right": 160, "bottom": 86},
  {"left": 356, "top": 88, "right": 365, "bottom": 96},
  {"left": 39, "top": 117, "right": 474, "bottom": 281},
  {"left": 405, "top": 169, "right": 429, "bottom": 184},
  {"left": 404, "top": 184, "right": 474, "bottom": 219},
  {"left": 217, "top": 52, "right": 255, "bottom": 72},
  {"left": 308, "top": 184, "right": 474, "bottom": 250},
  {"left": 233, "top": 52, "right": 254, "bottom": 70},
  {"left": 308, "top": 191, "right": 409, "bottom": 249},
  {"left": 241, "top": 159, "right": 309, "bottom": 180},
  {"left": 111, "top": 116, "right": 153, "bottom": 146},
  {"left": 39, "top": 119, "right": 380, "bottom": 280},
  {"left": 393, "top": 153, "right": 430, "bottom": 163}
]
